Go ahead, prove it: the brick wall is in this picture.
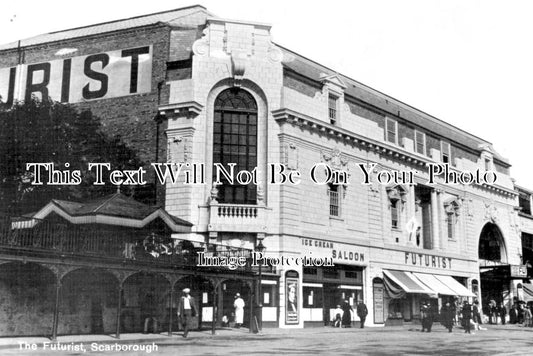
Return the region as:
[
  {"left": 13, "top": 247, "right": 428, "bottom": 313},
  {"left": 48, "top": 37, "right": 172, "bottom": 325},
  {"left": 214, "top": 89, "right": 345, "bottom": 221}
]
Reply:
[{"left": 0, "top": 25, "right": 179, "bottom": 205}]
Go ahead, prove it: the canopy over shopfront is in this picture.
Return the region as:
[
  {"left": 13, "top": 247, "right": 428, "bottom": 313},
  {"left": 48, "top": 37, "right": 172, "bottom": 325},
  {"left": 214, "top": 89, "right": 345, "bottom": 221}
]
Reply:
[
  {"left": 383, "top": 270, "right": 475, "bottom": 298},
  {"left": 383, "top": 270, "right": 436, "bottom": 299},
  {"left": 522, "top": 283, "right": 533, "bottom": 302}
]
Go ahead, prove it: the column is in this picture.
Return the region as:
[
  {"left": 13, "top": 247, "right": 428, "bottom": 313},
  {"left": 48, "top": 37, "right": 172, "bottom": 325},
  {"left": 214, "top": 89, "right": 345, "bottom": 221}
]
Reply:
[
  {"left": 168, "top": 285, "right": 174, "bottom": 336},
  {"left": 51, "top": 280, "right": 61, "bottom": 341},
  {"left": 211, "top": 287, "right": 217, "bottom": 335},
  {"left": 115, "top": 284, "right": 123, "bottom": 339},
  {"left": 431, "top": 189, "right": 440, "bottom": 250}
]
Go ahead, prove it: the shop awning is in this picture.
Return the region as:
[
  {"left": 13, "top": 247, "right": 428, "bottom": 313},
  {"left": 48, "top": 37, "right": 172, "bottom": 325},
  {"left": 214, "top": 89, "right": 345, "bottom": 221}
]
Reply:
[
  {"left": 522, "top": 283, "right": 533, "bottom": 302},
  {"left": 434, "top": 275, "right": 476, "bottom": 297},
  {"left": 383, "top": 270, "right": 436, "bottom": 296},
  {"left": 412, "top": 272, "right": 457, "bottom": 296}
]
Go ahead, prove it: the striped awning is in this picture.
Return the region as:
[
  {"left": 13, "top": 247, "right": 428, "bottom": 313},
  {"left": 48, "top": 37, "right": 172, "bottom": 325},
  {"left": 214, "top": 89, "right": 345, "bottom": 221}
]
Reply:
[
  {"left": 412, "top": 272, "right": 457, "bottom": 296},
  {"left": 434, "top": 275, "right": 476, "bottom": 297},
  {"left": 383, "top": 270, "right": 436, "bottom": 296}
]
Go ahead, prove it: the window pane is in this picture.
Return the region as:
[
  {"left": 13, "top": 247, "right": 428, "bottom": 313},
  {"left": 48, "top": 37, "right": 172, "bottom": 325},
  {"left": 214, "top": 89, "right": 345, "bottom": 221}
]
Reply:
[{"left": 213, "top": 88, "right": 258, "bottom": 204}]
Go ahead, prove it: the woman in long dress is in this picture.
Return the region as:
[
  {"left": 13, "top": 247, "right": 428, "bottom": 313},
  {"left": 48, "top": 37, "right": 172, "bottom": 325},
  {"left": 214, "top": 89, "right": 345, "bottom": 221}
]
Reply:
[
  {"left": 341, "top": 300, "right": 353, "bottom": 328},
  {"left": 233, "top": 293, "right": 245, "bottom": 328}
]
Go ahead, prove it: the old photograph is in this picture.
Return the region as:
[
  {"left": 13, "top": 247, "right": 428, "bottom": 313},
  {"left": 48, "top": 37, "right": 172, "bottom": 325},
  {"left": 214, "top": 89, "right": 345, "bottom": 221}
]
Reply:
[{"left": 0, "top": 1, "right": 532, "bottom": 355}]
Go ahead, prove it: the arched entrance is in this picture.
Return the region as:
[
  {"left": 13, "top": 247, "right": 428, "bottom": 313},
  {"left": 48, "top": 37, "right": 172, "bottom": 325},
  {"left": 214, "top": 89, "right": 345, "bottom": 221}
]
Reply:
[
  {"left": 59, "top": 268, "right": 118, "bottom": 335},
  {"left": 175, "top": 275, "right": 215, "bottom": 331},
  {"left": 218, "top": 279, "right": 253, "bottom": 328},
  {"left": 0, "top": 262, "right": 55, "bottom": 336},
  {"left": 122, "top": 272, "right": 170, "bottom": 333},
  {"left": 478, "top": 223, "right": 508, "bottom": 316}
]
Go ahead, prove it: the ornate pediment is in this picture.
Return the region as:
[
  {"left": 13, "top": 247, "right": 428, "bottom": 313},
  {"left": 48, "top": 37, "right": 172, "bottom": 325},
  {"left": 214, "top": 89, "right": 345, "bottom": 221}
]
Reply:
[
  {"left": 444, "top": 198, "right": 462, "bottom": 216},
  {"left": 319, "top": 73, "right": 347, "bottom": 90},
  {"left": 386, "top": 184, "right": 408, "bottom": 204},
  {"left": 321, "top": 148, "right": 348, "bottom": 171}
]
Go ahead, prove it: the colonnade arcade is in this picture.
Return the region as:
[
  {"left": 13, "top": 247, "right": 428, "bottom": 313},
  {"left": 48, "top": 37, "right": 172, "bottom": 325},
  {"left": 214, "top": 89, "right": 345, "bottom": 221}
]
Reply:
[{"left": 0, "top": 259, "right": 256, "bottom": 340}]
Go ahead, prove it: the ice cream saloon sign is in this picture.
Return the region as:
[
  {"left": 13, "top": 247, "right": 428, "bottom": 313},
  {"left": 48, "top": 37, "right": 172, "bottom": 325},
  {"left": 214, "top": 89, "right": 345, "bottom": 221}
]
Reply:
[
  {"left": 301, "top": 238, "right": 367, "bottom": 265},
  {"left": 0, "top": 45, "right": 152, "bottom": 105}
]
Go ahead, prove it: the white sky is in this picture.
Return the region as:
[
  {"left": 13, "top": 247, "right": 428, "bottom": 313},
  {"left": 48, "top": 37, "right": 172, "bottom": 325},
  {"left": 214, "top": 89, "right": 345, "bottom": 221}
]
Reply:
[{"left": 1, "top": 0, "right": 532, "bottom": 187}]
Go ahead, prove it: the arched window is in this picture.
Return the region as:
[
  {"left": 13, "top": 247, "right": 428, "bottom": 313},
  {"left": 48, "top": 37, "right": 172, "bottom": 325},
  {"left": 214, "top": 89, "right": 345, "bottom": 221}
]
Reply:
[
  {"left": 213, "top": 88, "right": 257, "bottom": 204},
  {"left": 479, "top": 223, "right": 505, "bottom": 262}
]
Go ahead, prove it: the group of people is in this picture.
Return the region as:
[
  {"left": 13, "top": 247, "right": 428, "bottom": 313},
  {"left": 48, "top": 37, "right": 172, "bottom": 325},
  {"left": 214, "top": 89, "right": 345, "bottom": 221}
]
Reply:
[
  {"left": 419, "top": 300, "right": 487, "bottom": 334},
  {"left": 333, "top": 301, "right": 368, "bottom": 328},
  {"left": 508, "top": 301, "right": 533, "bottom": 326}
]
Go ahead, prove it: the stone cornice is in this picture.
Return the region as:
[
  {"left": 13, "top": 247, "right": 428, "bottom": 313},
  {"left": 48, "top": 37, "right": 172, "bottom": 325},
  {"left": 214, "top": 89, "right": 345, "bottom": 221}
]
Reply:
[
  {"left": 272, "top": 108, "right": 518, "bottom": 198},
  {"left": 159, "top": 101, "right": 203, "bottom": 119}
]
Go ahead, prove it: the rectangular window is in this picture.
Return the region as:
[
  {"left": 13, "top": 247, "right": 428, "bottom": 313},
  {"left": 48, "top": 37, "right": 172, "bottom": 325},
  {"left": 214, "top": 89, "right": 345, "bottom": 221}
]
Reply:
[
  {"left": 386, "top": 118, "right": 397, "bottom": 144},
  {"left": 519, "top": 193, "right": 532, "bottom": 215},
  {"left": 446, "top": 212, "right": 455, "bottom": 239},
  {"left": 328, "top": 94, "right": 338, "bottom": 125},
  {"left": 485, "top": 158, "right": 492, "bottom": 171},
  {"left": 415, "top": 130, "right": 426, "bottom": 155},
  {"left": 391, "top": 200, "right": 399, "bottom": 228},
  {"left": 441, "top": 141, "right": 451, "bottom": 164},
  {"left": 328, "top": 184, "right": 340, "bottom": 217}
]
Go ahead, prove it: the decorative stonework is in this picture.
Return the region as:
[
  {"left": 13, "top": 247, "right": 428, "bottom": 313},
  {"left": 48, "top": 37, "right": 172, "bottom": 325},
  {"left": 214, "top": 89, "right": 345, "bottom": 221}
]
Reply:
[
  {"left": 484, "top": 202, "right": 499, "bottom": 223},
  {"left": 387, "top": 185, "right": 408, "bottom": 208},
  {"left": 192, "top": 27, "right": 209, "bottom": 56},
  {"left": 283, "top": 143, "right": 299, "bottom": 170},
  {"left": 268, "top": 46, "right": 283, "bottom": 63},
  {"left": 210, "top": 183, "right": 219, "bottom": 203},
  {"left": 444, "top": 199, "right": 462, "bottom": 216},
  {"left": 509, "top": 209, "right": 522, "bottom": 235},
  {"left": 231, "top": 51, "right": 249, "bottom": 87},
  {"left": 321, "top": 148, "right": 348, "bottom": 171},
  {"left": 167, "top": 135, "right": 192, "bottom": 163}
]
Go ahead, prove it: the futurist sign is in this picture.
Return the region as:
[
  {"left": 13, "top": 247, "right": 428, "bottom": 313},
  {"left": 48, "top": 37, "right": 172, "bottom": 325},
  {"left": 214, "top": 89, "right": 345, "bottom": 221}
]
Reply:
[{"left": 0, "top": 45, "right": 152, "bottom": 104}]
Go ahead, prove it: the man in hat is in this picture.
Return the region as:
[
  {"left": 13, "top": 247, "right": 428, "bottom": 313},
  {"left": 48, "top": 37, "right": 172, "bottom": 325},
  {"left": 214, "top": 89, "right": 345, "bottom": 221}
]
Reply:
[
  {"left": 233, "top": 293, "right": 245, "bottom": 328},
  {"left": 177, "top": 288, "right": 197, "bottom": 338},
  {"left": 356, "top": 300, "right": 368, "bottom": 329}
]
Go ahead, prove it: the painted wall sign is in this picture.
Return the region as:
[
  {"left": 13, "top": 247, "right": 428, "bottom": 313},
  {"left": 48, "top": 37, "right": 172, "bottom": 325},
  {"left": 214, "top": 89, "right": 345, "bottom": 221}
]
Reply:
[
  {"left": 404, "top": 252, "right": 452, "bottom": 269},
  {"left": 301, "top": 238, "right": 367, "bottom": 265},
  {"left": 0, "top": 45, "right": 152, "bottom": 105}
]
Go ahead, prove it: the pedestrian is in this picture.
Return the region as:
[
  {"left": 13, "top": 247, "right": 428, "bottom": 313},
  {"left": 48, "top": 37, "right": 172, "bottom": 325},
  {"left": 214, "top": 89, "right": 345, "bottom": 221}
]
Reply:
[
  {"left": 356, "top": 300, "right": 368, "bottom": 329},
  {"left": 420, "top": 302, "right": 433, "bottom": 332},
  {"left": 510, "top": 303, "right": 518, "bottom": 324},
  {"left": 177, "top": 288, "right": 197, "bottom": 338},
  {"left": 440, "top": 301, "right": 454, "bottom": 332},
  {"left": 141, "top": 288, "right": 158, "bottom": 334},
  {"left": 489, "top": 299, "right": 497, "bottom": 324},
  {"left": 233, "top": 293, "right": 245, "bottom": 328},
  {"left": 518, "top": 302, "right": 525, "bottom": 324},
  {"left": 341, "top": 300, "right": 353, "bottom": 328},
  {"left": 461, "top": 301, "right": 472, "bottom": 334},
  {"left": 499, "top": 303, "right": 507, "bottom": 325},
  {"left": 333, "top": 305, "right": 343, "bottom": 327},
  {"left": 524, "top": 305, "right": 533, "bottom": 327},
  {"left": 473, "top": 300, "right": 482, "bottom": 325}
]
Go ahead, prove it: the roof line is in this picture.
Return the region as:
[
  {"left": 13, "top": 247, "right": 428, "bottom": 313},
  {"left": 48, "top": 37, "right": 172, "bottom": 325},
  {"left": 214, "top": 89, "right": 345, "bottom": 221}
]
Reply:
[
  {"left": 92, "top": 193, "right": 121, "bottom": 213},
  {"left": 46, "top": 5, "right": 207, "bottom": 35},
  {"left": 276, "top": 42, "right": 492, "bottom": 146}
]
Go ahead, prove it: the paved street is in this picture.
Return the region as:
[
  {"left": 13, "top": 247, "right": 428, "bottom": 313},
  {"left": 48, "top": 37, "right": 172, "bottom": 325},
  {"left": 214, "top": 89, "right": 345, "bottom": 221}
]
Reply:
[{"left": 2, "top": 324, "right": 533, "bottom": 356}]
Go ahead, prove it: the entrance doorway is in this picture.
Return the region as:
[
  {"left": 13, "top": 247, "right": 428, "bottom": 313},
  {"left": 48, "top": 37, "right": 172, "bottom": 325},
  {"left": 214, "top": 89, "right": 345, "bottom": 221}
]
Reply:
[{"left": 478, "top": 223, "right": 508, "bottom": 314}]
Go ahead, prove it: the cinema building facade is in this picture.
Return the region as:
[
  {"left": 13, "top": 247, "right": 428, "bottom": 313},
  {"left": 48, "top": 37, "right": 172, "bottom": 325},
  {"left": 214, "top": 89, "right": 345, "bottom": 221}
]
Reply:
[{"left": 0, "top": 5, "right": 526, "bottom": 335}]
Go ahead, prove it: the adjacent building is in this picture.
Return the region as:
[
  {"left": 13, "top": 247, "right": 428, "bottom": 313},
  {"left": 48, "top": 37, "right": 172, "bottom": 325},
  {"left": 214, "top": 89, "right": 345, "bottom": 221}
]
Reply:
[{"left": 0, "top": 5, "right": 527, "bottom": 335}]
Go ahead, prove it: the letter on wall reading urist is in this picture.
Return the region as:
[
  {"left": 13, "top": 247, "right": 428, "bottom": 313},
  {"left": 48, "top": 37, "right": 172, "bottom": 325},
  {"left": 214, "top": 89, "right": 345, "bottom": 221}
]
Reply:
[{"left": 0, "top": 46, "right": 152, "bottom": 105}]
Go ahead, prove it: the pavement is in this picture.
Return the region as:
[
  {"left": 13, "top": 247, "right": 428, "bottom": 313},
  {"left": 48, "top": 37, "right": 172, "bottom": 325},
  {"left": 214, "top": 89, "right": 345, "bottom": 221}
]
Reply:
[{"left": 2, "top": 323, "right": 533, "bottom": 355}]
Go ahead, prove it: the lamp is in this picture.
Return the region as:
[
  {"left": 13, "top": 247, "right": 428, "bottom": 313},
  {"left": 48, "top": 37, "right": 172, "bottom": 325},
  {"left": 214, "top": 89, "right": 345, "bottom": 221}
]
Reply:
[{"left": 255, "top": 238, "right": 266, "bottom": 331}]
